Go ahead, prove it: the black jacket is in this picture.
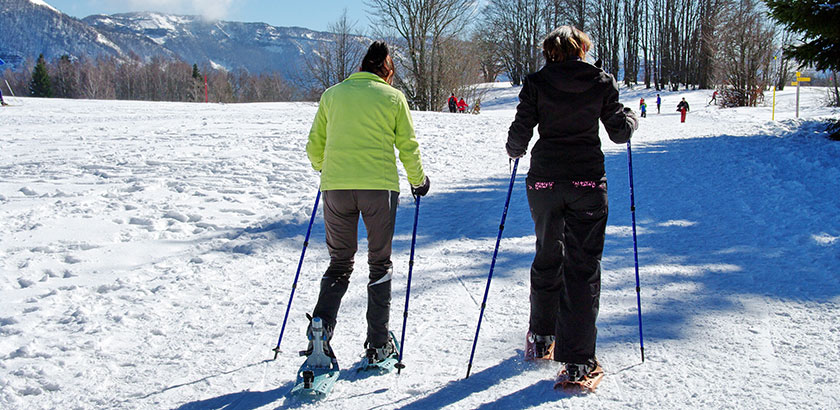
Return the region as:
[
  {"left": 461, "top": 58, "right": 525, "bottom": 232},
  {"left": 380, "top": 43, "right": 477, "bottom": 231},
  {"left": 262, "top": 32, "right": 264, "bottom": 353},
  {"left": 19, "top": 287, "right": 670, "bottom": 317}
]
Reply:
[
  {"left": 677, "top": 100, "right": 690, "bottom": 112},
  {"left": 506, "top": 60, "right": 634, "bottom": 179}
]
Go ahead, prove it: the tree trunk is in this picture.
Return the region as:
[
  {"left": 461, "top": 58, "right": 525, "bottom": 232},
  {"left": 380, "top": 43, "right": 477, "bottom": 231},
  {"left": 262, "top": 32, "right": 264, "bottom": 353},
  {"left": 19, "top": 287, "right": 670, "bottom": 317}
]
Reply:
[{"left": 834, "top": 71, "right": 840, "bottom": 107}]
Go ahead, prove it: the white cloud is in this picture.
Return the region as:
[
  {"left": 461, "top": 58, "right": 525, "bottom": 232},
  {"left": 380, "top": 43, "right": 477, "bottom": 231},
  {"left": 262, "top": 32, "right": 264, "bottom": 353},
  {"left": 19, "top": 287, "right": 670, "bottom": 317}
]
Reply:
[{"left": 109, "top": 0, "right": 234, "bottom": 20}]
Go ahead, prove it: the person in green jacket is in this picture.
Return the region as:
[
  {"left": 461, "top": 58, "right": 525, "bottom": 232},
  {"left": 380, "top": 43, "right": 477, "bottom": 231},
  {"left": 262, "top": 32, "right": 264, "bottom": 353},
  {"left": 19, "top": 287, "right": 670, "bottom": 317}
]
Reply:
[{"left": 304, "top": 41, "right": 430, "bottom": 364}]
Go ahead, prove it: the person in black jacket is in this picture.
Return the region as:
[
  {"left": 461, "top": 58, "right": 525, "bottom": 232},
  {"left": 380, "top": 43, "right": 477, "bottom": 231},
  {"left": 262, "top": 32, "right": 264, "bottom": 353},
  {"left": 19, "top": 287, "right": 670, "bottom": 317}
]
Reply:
[
  {"left": 506, "top": 25, "right": 638, "bottom": 383},
  {"left": 677, "top": 98, "right": 690, "bottom": 122}
]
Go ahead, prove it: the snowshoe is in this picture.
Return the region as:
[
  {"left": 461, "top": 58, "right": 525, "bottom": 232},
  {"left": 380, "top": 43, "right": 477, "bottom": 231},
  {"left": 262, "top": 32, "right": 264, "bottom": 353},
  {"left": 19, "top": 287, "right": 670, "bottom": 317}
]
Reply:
[
  {"left": 524, "top": 331, "right": 555, "bottom": 361},
  {"left": 356, "top": 331, "right": 400, "bottom": 374},
  {"left": 554, "top": 359, "right": 604, "bottom": 393},
  {"left": 288, "top": 317, "right": 340, "bottom": 401}
]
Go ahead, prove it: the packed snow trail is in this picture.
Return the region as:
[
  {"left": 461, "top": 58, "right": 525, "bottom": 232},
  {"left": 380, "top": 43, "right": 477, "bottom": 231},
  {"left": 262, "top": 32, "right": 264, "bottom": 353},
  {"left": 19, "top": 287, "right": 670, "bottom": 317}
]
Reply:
[{"left": 1, "top": 86, "right": 838, "bottom": 409}]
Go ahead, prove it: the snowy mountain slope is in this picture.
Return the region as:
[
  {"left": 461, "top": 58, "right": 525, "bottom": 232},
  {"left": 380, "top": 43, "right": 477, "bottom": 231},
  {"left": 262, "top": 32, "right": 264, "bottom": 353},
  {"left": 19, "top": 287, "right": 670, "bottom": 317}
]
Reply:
[
  {"left": 83, "top": 12, "right": 360, "bottom": 74},
  {"left": 0, "top": 85, "right": 838, "bottom": 409},
  {"left": 0, "top": 1, "right": 362, "bottom": 74},
  {"left": 0, "top": 0, "right": 128, "bottom": 67}
]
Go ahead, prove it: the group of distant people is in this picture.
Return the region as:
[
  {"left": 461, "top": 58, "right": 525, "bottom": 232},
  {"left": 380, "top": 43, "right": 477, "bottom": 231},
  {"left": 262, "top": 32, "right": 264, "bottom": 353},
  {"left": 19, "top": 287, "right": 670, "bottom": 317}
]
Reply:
[
  {"left": 447, "top": 93, "right": 479, "bottom": 114},
  {"left": 637, "top": 93, "right": 691, "bottom": 123}
]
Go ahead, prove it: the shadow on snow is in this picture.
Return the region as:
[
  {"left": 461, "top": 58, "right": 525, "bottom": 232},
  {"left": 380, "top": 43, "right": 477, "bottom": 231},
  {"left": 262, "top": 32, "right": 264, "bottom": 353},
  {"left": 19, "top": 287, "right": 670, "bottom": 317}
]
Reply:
[{"left": 186, "top": 128, "right": 839, "bottom": 408}]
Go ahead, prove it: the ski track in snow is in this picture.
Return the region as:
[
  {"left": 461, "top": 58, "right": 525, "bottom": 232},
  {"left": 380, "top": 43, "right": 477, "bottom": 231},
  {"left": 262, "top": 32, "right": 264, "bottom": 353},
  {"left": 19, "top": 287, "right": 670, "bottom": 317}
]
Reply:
[{"left": 1, "top": 86, "right": 838, "bottom": 409}]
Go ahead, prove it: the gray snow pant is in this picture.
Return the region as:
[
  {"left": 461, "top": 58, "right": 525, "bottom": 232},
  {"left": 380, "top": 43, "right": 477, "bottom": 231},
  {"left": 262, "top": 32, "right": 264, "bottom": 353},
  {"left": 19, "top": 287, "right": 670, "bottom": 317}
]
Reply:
[
  {"left": 525, "top": 176, "right": 608, "bottom": 364},
  {"left": 312, "top": 190, "right": 399, "bottom": 348}
]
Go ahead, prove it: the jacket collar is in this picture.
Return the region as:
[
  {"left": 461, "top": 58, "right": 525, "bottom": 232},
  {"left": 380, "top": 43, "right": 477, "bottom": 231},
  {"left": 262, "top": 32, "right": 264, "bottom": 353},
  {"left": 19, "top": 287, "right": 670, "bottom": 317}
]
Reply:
[{"left": 346, "top": 71, "right": 389, "bottom": 84}]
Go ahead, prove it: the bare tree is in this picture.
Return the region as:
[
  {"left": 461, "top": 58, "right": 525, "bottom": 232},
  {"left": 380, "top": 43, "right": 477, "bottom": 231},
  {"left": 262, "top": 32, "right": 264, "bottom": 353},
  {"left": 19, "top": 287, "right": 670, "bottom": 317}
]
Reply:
[
  {"left": 773, "top": 29, "right": 795, "bottom": 91},
  {"left": 481, "top": 0, "right": 547, "bottom": 86},
  {"left": 304, "top": 9, "right": 366, "bottom": 95},
  {"left": 546, "top": 0, "right": 589, "bottom": 31},
  {"left": 623, "top": 0, "right": 642, "bottom": 86},
  {"left": 367, "top": 0, "right": 477, "bottom": 110},
  {"left": 470, "top": 28, "right": 504, "bottom": 83},
  {"left": 592, "top": 0, "right": 621, "bottom": 77},
  {"left": 715, "top": 0, "right": 776, "bottom": 107}
]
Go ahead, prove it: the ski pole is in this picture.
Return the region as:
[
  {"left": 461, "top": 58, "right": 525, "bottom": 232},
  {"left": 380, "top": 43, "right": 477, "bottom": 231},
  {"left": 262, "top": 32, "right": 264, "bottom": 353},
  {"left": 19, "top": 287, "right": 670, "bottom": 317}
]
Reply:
[
  {"left": 626, "top": 141, "right": 645, "bottom": 363},
  {"left": 395, "top": 194, "right": 421, "bottom": 374},
  {"left": 466, "top": 158, "right": 519, "bottom": 379},
  {"left": 272, "top": 188, "right": 321, "bottom": 360}
]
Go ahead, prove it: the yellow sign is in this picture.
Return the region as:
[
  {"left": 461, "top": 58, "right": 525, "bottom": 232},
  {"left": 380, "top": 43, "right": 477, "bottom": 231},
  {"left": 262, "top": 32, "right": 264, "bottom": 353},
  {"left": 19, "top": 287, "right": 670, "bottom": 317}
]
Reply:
[
  {"left": 792, "top": 82, "right": 798, "bottom": 86},
  {"left": 796, "top": 71, "right": 801, "bottom": 77},
  {"left": 797, "top": 77, "right": 811, "bottom": 82}
]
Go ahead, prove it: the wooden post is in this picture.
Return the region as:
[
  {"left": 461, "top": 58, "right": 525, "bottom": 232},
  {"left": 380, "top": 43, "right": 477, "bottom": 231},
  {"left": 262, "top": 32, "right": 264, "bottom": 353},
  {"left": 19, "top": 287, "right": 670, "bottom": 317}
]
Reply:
[{"left": 204, "top": 75, "right": 208, "bottom": 103}]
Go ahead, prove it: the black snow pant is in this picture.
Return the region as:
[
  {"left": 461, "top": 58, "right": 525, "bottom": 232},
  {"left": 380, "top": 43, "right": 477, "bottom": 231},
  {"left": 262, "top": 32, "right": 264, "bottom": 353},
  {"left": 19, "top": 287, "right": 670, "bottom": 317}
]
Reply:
[
  {"left": 312, "top": 190, "right": 399, "bottom": 348},
  {"left": 525, "top": 176, "right": 608, "bottom": 364}
]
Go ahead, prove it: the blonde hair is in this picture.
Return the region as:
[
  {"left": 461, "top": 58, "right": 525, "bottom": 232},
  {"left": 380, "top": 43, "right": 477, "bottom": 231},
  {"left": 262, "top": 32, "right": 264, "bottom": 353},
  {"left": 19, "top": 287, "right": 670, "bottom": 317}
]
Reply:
[{"left": 542, "top": 26, "right": 592, "bottom": 64}]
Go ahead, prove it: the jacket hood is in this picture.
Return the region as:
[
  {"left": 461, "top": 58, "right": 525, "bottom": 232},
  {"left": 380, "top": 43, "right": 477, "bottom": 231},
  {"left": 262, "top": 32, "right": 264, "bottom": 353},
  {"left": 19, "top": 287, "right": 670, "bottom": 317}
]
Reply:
[{"left": 536, "top": 60, "right": 606, "bottom": 93}]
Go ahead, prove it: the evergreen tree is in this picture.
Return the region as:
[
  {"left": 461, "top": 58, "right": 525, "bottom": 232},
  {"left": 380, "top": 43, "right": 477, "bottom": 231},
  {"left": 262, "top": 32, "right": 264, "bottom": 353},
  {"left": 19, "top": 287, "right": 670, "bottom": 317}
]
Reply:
[
  {"left": 192, "top": 64, "right": 201, "bottom": 80},
  {"left": 30, "top": 54, "right": 53, "bottom": 98},
  {"left": 766, "top": 1, "right": 840, "bottom": 136},
  {"left": 765, "top": 0, "right": 840, "bottom": 72}
]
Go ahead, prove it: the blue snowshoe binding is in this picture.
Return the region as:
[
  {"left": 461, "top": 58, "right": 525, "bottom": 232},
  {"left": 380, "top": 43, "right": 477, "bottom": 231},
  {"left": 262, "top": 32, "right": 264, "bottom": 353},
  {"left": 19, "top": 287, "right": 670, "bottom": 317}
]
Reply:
[
  {"left": 288, "top": 317, "right": 339, "bottom": 401},
  {"left": 356, "top": 331, "right": 400, "bottom": 373}
]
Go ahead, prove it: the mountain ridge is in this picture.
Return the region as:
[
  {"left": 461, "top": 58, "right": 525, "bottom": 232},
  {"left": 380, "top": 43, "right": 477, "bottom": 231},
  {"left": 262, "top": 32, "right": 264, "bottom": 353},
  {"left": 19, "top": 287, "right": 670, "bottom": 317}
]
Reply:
[{"left": 0, "top": 0, "right": 360, "bottom": 75}]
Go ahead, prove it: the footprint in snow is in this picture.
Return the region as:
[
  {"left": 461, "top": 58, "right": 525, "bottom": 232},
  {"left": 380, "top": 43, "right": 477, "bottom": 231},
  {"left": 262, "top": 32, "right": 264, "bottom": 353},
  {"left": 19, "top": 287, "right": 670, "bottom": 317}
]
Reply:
[{"left": 19, "top": 187, "right": 38, "bottom": 196}]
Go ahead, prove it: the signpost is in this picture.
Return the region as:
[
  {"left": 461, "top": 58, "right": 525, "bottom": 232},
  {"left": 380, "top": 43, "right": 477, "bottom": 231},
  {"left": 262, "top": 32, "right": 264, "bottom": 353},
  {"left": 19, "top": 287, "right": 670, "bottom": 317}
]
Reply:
[
  {"left": 770, "top": 56, "right": 779, "bottom": 121},
  {"left": 793, "top": 72, "right": 811, "bottom": 118}
]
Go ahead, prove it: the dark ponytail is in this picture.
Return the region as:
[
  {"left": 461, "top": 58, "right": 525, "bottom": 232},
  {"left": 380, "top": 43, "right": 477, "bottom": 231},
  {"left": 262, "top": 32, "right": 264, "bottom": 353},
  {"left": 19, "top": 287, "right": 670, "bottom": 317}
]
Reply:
[{"left": 361, "top": 41, "right": 394, "bottom": 81}]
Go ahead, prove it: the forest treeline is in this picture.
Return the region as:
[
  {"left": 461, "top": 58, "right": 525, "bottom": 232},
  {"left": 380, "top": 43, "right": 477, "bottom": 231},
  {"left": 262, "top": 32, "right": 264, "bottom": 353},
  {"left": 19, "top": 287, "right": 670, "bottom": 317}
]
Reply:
[{"left": 6, "top": 53, "right": 299, "bottom": 104}]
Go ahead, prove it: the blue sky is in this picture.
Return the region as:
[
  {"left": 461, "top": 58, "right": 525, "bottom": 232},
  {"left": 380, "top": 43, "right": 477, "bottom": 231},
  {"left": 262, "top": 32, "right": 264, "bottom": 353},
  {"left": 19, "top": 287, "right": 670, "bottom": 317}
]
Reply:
[{"left": 42, "top": 0, "right": 372, "bottom": 32}]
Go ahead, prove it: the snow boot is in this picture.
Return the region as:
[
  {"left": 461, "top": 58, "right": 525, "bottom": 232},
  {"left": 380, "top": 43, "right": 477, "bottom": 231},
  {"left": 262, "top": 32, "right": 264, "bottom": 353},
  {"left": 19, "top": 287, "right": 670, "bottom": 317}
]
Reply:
[
  {"left": 564, "top": 361, "right": 596, "bottom": 382},
  {"left": 365, "top": 337, "right": 396, "bottom": 364},
  {"left": 525, "top": 331, "right": 555, "bottom": 361},
  {"left": 289, "top": 316, "right": 340, "bottom": 401},
  {"left": 357, "top": 332, "right": 400, "bottom": 373},
  {"left": 555, "top": 357, "right": 604, "bottom": 392},
  {"left": 299, "top": 315, "right": 335, "bottom": 367}
]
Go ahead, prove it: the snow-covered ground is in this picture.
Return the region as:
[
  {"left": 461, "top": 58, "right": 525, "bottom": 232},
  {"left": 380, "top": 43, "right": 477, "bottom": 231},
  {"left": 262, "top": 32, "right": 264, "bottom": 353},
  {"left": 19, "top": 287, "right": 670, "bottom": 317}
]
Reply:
[{"left": 1, "top": 83, "right": 838, "bottom": 409}]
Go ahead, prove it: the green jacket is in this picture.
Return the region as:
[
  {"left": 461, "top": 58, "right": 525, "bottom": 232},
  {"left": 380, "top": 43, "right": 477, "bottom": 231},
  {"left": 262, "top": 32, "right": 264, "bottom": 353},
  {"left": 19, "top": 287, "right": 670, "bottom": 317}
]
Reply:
[{"left": 306, "top": 72, "right": 426, "bottom": 192}]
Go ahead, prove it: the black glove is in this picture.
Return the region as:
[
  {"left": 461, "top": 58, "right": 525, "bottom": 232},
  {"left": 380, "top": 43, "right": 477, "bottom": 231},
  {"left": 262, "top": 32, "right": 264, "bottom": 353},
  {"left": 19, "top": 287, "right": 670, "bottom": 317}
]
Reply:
[
  {"left": 623, "top": 107, "right": 639, "bottom": 131},
  {"left": 506, "top": 145, "right": 525, "bottom": 159},
  {"left": 411, "top": 176, "right": 430, "bottom": 197}
]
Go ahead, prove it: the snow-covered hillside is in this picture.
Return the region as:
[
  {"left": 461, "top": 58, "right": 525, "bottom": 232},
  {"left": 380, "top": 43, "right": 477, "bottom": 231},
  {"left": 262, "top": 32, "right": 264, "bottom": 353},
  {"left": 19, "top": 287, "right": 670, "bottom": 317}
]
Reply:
[
  {"left": 1, "top": 84, "right": 838, "bottom": 409},
  {"left": 0, "top": 0, "right": 355, "bottom": 74}
]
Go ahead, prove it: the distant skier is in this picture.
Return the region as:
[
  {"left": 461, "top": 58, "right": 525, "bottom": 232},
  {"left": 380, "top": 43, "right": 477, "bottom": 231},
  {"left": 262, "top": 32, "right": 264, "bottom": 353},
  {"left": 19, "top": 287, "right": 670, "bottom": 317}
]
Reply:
[
  {"left": 457, "top": 97, "right": 468, "bottom": 113},
  {"left": 677, "top": 98, "right": 690, "bottom": 123},
  {"left": 448, "top": 93, "right": 457, "bottom": 113},
  {"left": 304, "top": 41, "right": 430, "bottom": 367},
  {"left": 708, "top": 90, "right": 718, "bottom": 106},
  {"left": 506, "top": 25, "right": 637, "bottom": 387},
  {"left": 656, "top": 94, "right": 661, "bottom": 114},
  {"left": 639, "top": 98, "right": 647, "bottom": 118}
]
